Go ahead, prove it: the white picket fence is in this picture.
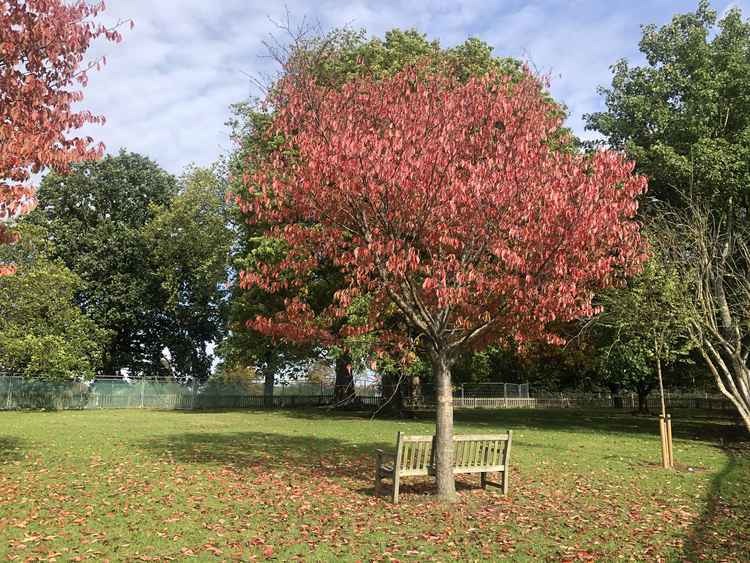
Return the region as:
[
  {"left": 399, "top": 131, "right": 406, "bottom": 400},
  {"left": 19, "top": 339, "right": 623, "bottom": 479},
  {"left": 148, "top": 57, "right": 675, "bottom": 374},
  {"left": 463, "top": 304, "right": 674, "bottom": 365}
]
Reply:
[{"left": 452, "top": 397, "right": 537, "bottom": 409}]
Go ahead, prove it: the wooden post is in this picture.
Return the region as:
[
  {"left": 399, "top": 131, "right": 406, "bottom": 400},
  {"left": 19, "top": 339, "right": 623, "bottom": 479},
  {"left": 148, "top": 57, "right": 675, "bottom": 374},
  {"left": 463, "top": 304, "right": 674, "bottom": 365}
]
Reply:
[
  {"left": 666, "top": 414, "right": 674, "bottom": 468},
  {"left": 374, "top": 451, "right": 383, "bottom": 496},
  {"left": 393, "top": 432, "right": 403, "bottom": 504},
  {"left": 6, "top": 377, "right": 13, "bottom": 410},
  {"left": 502, "top": 430, "right": 512, "bottom": 495},
  {"left": 659, "top": 415, "right": 669, "bottom": 468},
  {"left": 655, "top": 344, "right": 674, "bottom": 469}
]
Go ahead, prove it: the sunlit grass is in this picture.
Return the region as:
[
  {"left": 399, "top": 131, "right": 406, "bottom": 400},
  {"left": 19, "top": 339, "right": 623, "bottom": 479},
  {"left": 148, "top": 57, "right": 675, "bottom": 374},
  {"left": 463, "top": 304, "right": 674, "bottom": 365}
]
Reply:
[{"left": 0, "top": 408, "right": 746, "bottom": 560}]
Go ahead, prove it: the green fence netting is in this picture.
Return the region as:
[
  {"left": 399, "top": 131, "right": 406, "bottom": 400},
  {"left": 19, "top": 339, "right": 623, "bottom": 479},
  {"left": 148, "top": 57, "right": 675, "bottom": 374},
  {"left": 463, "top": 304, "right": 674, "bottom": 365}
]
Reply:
[{"left": 0, "top": 376, "right": 334, "bottom": 411}]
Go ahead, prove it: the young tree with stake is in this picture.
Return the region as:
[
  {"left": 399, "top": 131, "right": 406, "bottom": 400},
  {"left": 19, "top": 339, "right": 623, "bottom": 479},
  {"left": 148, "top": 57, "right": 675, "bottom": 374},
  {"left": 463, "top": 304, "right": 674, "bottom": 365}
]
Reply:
[
  {"left": 593, "top": 240, "right": 694, "bottom": 466},
  {"left": 238, "top": 65, "right": 646, "bottom": 501}
]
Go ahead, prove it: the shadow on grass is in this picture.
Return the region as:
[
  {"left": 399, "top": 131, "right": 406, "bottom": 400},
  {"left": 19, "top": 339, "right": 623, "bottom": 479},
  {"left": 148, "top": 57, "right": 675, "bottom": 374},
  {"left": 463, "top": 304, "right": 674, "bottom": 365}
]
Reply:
[
  {"left": 682, "top": 441, "right": 750, "bottom": 560},
  {"left": 0, "top": 437, "right": 24, "bottom": 462},
  {"left": 453, "top": 408, "right": 745, "bottom": 443},
  {"left": 137, "top": 429, "right": 502, "bottom": 499},
  {"left": 138, "top": 430, "right": 391, "bottom": 480},
  {"left": 190, "top": 406, "right": 743, "bottom": 444},
  {"left": 165, "top": 404, "right": 746, "bottom": 448},
  {"left": 356, "top": 476, "right": 489, "bottom": 499}
]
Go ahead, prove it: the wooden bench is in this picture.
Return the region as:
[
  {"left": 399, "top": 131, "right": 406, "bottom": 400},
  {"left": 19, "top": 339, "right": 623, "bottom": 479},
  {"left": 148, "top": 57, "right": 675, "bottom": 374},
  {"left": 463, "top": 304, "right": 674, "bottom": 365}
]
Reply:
[{"left": 374, "top": 431, "right": 512, "bottom": 503}]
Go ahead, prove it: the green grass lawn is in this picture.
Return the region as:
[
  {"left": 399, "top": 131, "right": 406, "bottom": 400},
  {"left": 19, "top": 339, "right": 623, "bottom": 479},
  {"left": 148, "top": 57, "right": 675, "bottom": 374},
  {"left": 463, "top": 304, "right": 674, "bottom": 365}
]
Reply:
[{"left": 0, "top": 408, "right": 747, "bottom": 561}]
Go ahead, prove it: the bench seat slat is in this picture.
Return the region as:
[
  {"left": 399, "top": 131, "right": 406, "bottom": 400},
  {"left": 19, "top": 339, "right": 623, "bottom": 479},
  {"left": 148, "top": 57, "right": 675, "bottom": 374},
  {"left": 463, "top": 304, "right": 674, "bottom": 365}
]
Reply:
[
  {"left": 460, "top": 440, "right": 470, "bottom": 468},
  {"left": 470, "top": 442, "right": 478, "bottom": 467},
  {"left": 422, "top": 441, "right": 430, "bottom": 469},
  {"left": 399, "top": 467, "right": 432, "bottom": 477},
  {"left": 456, "top": 464, "right": 505, "bottom": 474},
  {"left": 454, "top": 434, "right": 510, "bottom": 441},
  {"left": 400, "top": 435, "right": 435, "bottom": 442}
]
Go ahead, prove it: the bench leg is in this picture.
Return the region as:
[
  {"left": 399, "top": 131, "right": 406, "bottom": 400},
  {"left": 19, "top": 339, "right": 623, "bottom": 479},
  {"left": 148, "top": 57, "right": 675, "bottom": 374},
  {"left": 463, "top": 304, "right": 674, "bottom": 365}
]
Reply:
[
  {"left": 392, "top": 473, "right": 400, "bottom": 504},
  {"left": 480, "top": 472, "right": 487, "bottom": 489},
  {"left": 374, "top": 455, "right": 381, "bottom": 496},
  {"left": 502, "top": 469, "right": 509, "bottom": 496}
]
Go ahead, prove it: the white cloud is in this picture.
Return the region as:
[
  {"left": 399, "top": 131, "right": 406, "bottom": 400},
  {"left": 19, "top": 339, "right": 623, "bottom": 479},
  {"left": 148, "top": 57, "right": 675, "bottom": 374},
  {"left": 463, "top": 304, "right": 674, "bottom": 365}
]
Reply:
[{"left": 73, "top": 0, "right": 743, "bottom": 174}]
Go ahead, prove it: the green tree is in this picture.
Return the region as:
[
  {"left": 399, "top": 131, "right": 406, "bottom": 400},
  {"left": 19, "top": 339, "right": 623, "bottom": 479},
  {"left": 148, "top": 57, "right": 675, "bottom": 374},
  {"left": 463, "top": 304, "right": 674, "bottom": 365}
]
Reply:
[
  {"left": 143, "top": 166, "right": 233, "bottom": 380},
  {"left": 592, "top": 239, "right": 693, "bottom": 413},
  {"left": 586, "top": 1, "right": 750, "bottom": 213},
  {"left": 31, "top": 151, "right": 177, "bottom": 376},
  {"left": 0, "top": 224, "right": 107, "bottom": 380}
]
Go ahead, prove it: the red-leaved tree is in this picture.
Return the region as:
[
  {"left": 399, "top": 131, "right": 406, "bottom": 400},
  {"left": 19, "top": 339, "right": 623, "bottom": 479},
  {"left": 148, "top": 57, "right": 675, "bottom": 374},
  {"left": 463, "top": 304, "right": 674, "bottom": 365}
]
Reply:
[
  {"left": 0, "top": 0, "right": 125, "bottom": 274},
  {"left": 239, "top": 66, "right": 647, "bottom": 501}
]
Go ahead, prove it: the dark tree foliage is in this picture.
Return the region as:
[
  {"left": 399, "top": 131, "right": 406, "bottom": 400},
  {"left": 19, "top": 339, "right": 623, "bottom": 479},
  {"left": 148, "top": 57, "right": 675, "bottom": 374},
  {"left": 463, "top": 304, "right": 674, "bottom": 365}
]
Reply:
[{"left": 32, "top": 152, "right": 176, "bottom": 376}]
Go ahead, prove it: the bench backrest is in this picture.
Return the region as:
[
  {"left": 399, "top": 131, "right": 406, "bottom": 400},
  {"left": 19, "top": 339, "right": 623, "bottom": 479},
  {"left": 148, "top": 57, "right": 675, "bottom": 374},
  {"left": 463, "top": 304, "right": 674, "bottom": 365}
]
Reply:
[{"left": 394, "top": 431, "right": 512, "bottom": 477}]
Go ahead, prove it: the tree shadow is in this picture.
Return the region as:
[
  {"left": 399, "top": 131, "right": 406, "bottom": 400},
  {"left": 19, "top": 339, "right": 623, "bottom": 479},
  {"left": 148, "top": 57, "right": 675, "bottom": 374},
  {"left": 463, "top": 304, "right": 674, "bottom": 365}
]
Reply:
[
  {"left": 358, "top": 475, "right": 492, "bottom": 499},
  {"left": 0, "top": 437, "right": 24, "bottom": 462},
  {"left": 409, "top": 408, "right": 744, "bottom": 444},
  {"left": 682, "top": 441, "right": 750, "bottom": 560},
  {"left": 137, "top": 430, "right": 392, "bottom": 481},
  {"left": 270, "top": 407, "right": 744, "bottom": 449},
  {"left": 169, "top": 406, "right": 743, "bottom": 443},
  {"left": 137, "top": 429, "right": 507, "bottom": 500}
]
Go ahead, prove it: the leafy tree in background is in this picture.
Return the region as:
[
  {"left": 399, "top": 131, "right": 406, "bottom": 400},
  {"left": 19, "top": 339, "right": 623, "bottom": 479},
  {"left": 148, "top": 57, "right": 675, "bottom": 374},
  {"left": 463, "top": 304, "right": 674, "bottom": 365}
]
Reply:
[
  {"left": 143, "top": 166, "right": 233, "bottom": 381},
  {"left": 0, "top": 224, "right": 107, "bottom": 380},
  {"left": 594, "top": 339, "right": 654, "bottom": 409},
  {"left": 586, "top": 1, "right": 750, "bottom": 215},
  {"left": 592, "top": 240, "right": 693, "bottom": 413},
  {"left": 588, "top": 2, "right": 750, "bottom": 430},
  {"left": 0, "top": 0, "right": 125, "bottom": 275},
  {"left": 31, "top": 152, "right": 177, "bottom": 377},
  {"left": 238, "top": 60, "right": 646, "bottom": 501},
  {"left": 452, "top": 343, "right": 523, "bottom": 385},
  {"left": 221, "top": 96, "right": 316, "bottom": 400}
]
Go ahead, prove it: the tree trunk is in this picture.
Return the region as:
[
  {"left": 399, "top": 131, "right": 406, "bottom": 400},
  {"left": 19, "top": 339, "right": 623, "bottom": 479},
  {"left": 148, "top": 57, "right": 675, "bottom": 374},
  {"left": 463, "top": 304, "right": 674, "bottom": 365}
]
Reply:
[
  {"left": 637, "top": 389, "right": 650, "bottom": 414},
  {"left": 431, "top": 351, "right": 456, "bottom": 502},
  {"left": 102, "top": 350, "right": 117, "bottom": 377},
  {"left": 609, "top": 383, "right": 624, "bottom": 408},
  {"left": 636, "top": 381, "right": 652, "bottom": 414},
  {"left": 263, "top": 370, "right": 274, "bottom": 408},
  {"left": 408, "top": 374, "right": 423, "bottom": 406},
  {"left": 379, "top": 370, "right": 404, "bottom": 415},
  {"left": 334, "top": 349, "right": 355, "bottom": 406},
  {"left": 698, "top": 343, "right": 750, "bottom": 433},
  {"left": 655, "top": 351, "right": 666, "bottom": 418}
]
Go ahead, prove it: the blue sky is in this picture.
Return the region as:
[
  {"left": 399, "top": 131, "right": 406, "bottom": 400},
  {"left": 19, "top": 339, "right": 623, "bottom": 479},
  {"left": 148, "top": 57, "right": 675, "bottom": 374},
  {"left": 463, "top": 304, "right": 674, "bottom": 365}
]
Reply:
[{"left": 80, "top": 1, "right": 746, "bottom": 175}]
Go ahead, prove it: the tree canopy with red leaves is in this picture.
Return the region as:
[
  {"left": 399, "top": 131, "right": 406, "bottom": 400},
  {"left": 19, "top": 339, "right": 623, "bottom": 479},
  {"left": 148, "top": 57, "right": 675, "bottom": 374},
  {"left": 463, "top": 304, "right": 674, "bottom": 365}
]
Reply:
[
  {"left": 0, "top": 0, "right": 124, "bottom": 274},
  {"left": 238, "top": 65, "right": 647, "bottom": 500}
]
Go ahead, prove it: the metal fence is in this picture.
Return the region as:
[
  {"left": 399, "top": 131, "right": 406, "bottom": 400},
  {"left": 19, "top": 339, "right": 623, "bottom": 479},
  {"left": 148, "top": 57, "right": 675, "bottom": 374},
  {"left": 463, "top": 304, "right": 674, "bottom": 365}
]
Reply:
[
  {"left": 446, "top": 395, "right": 734, "bottom": 410},
  {"left": 0, "top": 376, "right": 333, "bottom": 411},
  {"left": 528, "top": 391, "right": 734, "bottom": 410},
  {"left": 0, "top": 375, "right": 735, "bottom": 413},
  {"left": 456, "top": 383, "right": 530, "bottom": 398}
]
